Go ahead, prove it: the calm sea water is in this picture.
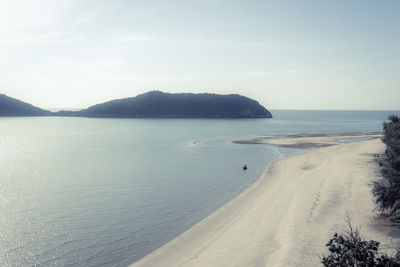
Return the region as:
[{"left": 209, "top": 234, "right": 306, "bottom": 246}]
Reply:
[{"left": 0, "top": 110, "right": 399, "bottom": 266}]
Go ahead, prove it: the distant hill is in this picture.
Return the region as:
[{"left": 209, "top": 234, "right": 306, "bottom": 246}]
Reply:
[
  {"left": 0, "top": 94, "right": 50, "bottom": 116},
  {"left": 0, "top": 91, "right": 272, "bottom": 118},
  {"left": 74, "top": 91, "right": 272, "bottom": 118}
]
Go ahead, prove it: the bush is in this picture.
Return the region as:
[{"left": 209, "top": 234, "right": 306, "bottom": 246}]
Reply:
[
  {"left": 322, "top": 217, "right": 400, "bottom": 266},
  {"left": 373, "top": 115, "right": 400, "bottom": 214}
]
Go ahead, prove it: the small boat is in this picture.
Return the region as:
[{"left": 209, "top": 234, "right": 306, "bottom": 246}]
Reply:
[{"left": 243, "top": 164, "right": 247, "bottom": 170}]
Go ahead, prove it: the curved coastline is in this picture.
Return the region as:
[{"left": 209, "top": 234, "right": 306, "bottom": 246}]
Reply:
[{"left": 130, "top": 134, "right": 399, "bottom": 267}]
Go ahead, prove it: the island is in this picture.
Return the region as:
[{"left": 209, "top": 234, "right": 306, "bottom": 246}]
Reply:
[
  {"left": 1, "top": 91, "right": 272, "bottom": 118},
  {"left": 73, "top": 91, "right": 271, "bottom": 118}
]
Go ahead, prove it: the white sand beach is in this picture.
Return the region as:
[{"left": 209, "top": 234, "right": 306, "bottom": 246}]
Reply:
[{"left": 131, "top": 137, "right": 399, "bottom": 267}]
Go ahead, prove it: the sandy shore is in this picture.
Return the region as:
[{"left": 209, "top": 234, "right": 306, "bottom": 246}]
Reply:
[{"left": 131, "top": 137, "right": 399, "bottom": 267}]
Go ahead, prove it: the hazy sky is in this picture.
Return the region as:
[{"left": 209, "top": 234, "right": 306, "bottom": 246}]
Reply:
[{"left": 0, "top": 0, "right": 399, "bottom": 110}]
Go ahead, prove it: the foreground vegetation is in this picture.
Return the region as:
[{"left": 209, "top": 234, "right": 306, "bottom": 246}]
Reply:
[
  {"left": 373, "top": 115, "right": 400, "bottom": 216},
  {"left": 322, "top": 216, "right": 400, "bottom": 266}
]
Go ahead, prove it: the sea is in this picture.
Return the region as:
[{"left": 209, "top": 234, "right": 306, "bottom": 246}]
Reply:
[{"left": 0, "top": 110, "right": 399, "bottom": 266}]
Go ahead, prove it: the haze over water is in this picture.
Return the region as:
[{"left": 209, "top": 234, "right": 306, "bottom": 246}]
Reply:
[{"left": 0, "top": 110, "right": 399, "bottom": 266}]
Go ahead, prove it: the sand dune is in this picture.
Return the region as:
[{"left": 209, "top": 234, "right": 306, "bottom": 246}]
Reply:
[{"left": 131, "top": 138, "right": 399, "bottom": 267}]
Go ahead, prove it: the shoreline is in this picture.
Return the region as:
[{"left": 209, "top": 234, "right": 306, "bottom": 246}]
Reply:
[{"left": 130, "top": 136, "right": 399, "bottom": 267}]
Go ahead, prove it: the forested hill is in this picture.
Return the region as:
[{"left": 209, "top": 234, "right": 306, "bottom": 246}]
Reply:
[
  {"left": 75, "top": 91, "right": 272, "bottom": 118},
  {"left": 0, "top": 94, "right": 50, "bottom": 116},
  {"left": 0, "top": 91, "right": 272, "bottom": 118}
]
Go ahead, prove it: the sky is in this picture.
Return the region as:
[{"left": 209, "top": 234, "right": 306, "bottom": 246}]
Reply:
[{"left": 0, "top": 0, "right": 399, "bottom": 110}]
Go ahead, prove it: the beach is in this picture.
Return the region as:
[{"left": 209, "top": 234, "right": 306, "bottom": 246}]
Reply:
[{"left": 131, "top": 136, "right": 399, "bottom": 267}]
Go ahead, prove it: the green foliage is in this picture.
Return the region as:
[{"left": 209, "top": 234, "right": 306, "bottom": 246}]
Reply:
[
  {"left": 373, "top": 115, "right": 400, "bottom": 214},
  {"left": 322, "top": 218, "right": 400, "bottom": 266}
]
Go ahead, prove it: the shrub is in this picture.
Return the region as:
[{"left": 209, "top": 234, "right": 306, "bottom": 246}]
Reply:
[
  {"left": 322, "top": 217, "right": 400, "bottom": 266},
  {"left": 373, "top": 115, "right": 400, "bottom": 214}
]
